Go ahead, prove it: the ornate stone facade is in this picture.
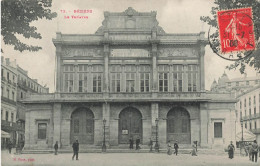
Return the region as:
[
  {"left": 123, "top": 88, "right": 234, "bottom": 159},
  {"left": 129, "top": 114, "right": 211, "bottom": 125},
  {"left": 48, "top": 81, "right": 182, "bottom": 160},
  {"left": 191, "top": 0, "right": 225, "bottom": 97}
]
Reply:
[{"left": 23, "top": 8, "right": 237, "bottom": 150}]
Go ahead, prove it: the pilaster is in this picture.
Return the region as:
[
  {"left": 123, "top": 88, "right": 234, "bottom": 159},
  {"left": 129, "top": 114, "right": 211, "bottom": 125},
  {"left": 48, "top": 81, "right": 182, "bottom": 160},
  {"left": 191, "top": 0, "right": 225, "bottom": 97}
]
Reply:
[
  {"left": 199, "top": 44, "right": 205, "bottom": 91},
  {"left": 151, "top": 44, "right": 158, "bottom": 92},
  {"left": 200, "top": 103, "right": 208, "bottom": 147},
  {"left": 56, "top": 46, "right": 62, "bottom": 92},
  {"left": 53, "top": 103, "right": 62, "bottom": 147}
]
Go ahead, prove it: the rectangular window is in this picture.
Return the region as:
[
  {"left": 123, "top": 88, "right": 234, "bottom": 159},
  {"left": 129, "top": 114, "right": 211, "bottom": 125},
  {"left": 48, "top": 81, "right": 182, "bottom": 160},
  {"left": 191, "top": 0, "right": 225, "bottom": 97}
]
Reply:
[
  {"left": 159, "top": 73, "right": 168, "bottom": 92},
  {"left": 126, "top": 73, "right": 135, "bottom": 92},
  {"left": 78, "top": 73, "right": 87, "bottom": 92},
  {"left": 1, "top": 87, "right": 3, "bottom": 96},
  {"left": 7, "top": 72, "right": 9, "bottom": 81},
  {"left": 214, "top": 122, "right": 222, "bottom": 138},
  {"left": 38, "top": 123, "right": 47, "bottom": 139},
  {"left": 64, "top": 73, "right": 74, "bottom": 92},
  {"left": 12, "top": 91, "right": 14, "bottom": 101},
  {"left": 7, "top": 89, "right": 9, "bottom": 99},
  {"left": 249, "top": 97, "right": 251, "bottom": 106},
  {"left": 187, "top": 65, "right": 197, "bottom": 92},
  {"left": 250, "top": 122, "right": 252, "bottom": 130},
  {"left": 244, "top": 99, "right": 246, "bottom": 108},
  {"left": 11, "top": 113, "right": 14, "bottom": 122},
  {"left": 240, "top": 101, "right": 242, "bottom": 109},
  {"left": 236, "top": 82, "right": 239, "bottom": 86},
  {"left": 93, "top": 73, "right": 102, "bottom": 92},
  {"left": 255, "top": 121, "right": 257, "bottom": 129},
  {"left": 249, "top": 108, "right": 251, "bottom": 116},
  {"left": 5, "top": 111, "right": 8, "bottom": 121},
  {"left": 74, "top": 119, "right": 79, "bottom": 133},
  {"left": 245, "top": 122, "right": 247, "bottom": 129},
  {"left": 140, "top": 73, "right": 149, "bottom": 92},
  {"left": 254, "top": 107, "right": 256, "bottom": 115},
  {"left": 111, "top": 73, "right": 121, "bottom": 92},
  {"left": 254, "top": 96, "right": 256, "bottom": 105}
]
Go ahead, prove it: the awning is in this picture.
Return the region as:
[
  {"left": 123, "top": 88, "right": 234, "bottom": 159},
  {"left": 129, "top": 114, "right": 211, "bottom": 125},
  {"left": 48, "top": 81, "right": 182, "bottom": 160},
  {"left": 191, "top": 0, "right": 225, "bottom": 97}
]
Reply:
[
  {"left": 1, "top": 130, "right": 11, "bottom": 138},
  {"left": 236, "top": 129, "right": 256, "bottom": 142}
]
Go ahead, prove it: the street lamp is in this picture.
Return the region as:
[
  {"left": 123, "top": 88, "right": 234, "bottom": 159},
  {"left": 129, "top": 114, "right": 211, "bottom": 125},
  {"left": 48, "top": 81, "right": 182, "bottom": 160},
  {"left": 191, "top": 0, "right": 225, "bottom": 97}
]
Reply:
[
  {"left": 240, "top": 119, "right": 244, "bottom": 155},
  {"left": 102, "top": 118, "right": 106, "bottom": 152},
  {"left": 155, "top": 118, "right": 159, "bottom": 152}
]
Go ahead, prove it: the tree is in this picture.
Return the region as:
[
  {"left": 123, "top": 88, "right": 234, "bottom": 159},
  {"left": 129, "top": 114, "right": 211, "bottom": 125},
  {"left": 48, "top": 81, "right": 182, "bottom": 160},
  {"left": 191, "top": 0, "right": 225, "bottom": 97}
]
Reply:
[
  {"left": 1, "top": 0, "right": 57, "bottom": 52},
  {"left": 200, "top": 0, "right": 260, "bottom": 73}
]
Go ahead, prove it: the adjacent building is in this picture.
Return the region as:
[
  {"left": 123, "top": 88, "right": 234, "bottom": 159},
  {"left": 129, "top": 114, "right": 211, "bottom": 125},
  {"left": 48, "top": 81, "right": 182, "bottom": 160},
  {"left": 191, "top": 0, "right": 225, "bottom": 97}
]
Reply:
[
  {"left": 1, "top": 57, "right": 49, "bottom": 149},
  {"left": 237, "top": 86, "right": 260, "bottom": 143},
  {"left": 22, "top": 8, "right": 237, "bottom": 151}
]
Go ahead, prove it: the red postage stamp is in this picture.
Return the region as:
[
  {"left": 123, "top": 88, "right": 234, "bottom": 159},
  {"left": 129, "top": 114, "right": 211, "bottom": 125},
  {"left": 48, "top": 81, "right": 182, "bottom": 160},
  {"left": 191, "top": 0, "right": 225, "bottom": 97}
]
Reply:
[{"left": 217, "top": 8, "right": 255, "bottom": 53}]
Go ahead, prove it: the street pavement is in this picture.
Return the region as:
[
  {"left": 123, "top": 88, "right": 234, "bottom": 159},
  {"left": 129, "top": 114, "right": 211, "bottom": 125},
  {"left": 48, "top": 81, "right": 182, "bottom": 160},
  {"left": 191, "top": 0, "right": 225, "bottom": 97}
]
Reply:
[{"left": 1, "top": 149, "right": 259, "bottom": 166}]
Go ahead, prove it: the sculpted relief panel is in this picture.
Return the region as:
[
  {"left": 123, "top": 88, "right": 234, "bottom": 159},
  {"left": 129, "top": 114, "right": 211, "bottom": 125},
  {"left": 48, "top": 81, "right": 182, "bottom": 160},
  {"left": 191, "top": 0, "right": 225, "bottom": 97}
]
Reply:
[
  {"left": 62, "top": 48, "right": 102, "bottom": 57},
  {"left": 158, "top": 48, "right": 198, "bottom": 57}
]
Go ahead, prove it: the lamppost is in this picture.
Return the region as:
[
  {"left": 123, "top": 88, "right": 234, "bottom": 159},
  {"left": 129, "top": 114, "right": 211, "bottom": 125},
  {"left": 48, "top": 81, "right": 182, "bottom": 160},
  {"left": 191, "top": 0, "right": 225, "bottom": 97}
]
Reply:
[
  {"left": 102, "top": 118, "right": 106, "bottom": 152},
  {"left": 240, "top": 119, "right": 244, "bottom": 155},
  {"left": 155, "top": 118, "right": 159, "bottom": 152}
]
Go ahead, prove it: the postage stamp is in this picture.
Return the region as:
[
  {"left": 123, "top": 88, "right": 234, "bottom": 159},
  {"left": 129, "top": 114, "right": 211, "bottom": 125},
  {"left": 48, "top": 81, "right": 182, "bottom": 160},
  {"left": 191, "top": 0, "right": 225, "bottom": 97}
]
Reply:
[{"left": 217, "top": 8, "right": 256, "bottom": 54}]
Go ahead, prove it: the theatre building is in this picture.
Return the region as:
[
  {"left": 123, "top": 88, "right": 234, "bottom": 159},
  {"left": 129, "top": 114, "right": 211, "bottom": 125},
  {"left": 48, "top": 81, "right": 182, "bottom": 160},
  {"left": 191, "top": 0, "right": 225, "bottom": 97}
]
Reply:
[{"left": 22, "top": 8, "right": 237, "bottom": 150}]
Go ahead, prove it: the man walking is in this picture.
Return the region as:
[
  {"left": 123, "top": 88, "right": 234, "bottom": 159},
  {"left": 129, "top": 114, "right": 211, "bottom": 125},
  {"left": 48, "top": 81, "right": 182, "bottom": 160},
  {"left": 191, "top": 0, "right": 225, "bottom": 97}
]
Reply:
[
  {"left": 54, "top": 141, "right": 59, "bottom": 155},
  {"left": 174, "top": 140, "right": 179, "bottom": 156},
  {"left": 251, "top": 140, "right": 258, "bottom": 162},
  {"left": 72, "top": 140, "right": 79, "bottom": 160},
  {"left": 228, "top": 141, "right": 235, "bottom": 159},
  {"left": 7, "top": 141, "right": 12, "bottom": 154}
]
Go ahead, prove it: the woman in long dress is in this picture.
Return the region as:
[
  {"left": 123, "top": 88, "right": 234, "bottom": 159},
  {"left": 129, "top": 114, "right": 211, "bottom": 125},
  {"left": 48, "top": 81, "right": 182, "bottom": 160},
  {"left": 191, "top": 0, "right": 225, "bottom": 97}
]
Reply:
[{"left": 191, "top": 142, "right": 197, "bottom": 156}]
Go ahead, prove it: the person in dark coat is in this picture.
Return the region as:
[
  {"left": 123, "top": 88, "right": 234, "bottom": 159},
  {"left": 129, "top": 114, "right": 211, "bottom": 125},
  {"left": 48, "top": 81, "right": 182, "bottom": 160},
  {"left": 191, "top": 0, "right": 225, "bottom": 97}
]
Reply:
[
  {"left": 251, "top": 140, "right": 258, "bottom": 162},
  {"left": 136, "top": 137, "right": 140, "bottom": 150},
  {"left": 149, "top": 138, "right": 153, "bottom": 152},
  {"left": 7, "top": 141, "right": 13, "bottom": 154},
  {"left": 54, "top": 141, "right": 59, "bottom": 155},
  {"left": 174, "top": 140, "right": 179, "bottom": 156},
  {"left": 129, "top": 137, "right": 134, "bottom": 150},
  {"left": 228, "top": 141, "right": 235, "bottom": 159},
  {"left": 72, "top": 140, "right": 79, "bottom": 160}
]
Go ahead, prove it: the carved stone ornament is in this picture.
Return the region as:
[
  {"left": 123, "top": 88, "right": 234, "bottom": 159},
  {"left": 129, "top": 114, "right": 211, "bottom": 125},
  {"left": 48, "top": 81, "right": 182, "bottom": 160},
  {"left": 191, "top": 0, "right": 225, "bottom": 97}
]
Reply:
[
  {"left": 159, "top": 48, "right": 197, "bottom": 57},
  {"left": 124, "top": 7, "right": 138, "bottom": 16},
  {"left": 62, "top": 48, "right": 102, "bottom": 57}
]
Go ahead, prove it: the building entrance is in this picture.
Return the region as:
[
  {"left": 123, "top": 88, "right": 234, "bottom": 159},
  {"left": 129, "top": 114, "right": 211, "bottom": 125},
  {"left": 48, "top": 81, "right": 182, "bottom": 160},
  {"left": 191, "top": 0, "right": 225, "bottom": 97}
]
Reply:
[
  {"left": 167, "top": 107, "right": 191, "bottom": 144},
  {"left": 119, "top": 107, "right": 142, "bottom": 144},
  {"left": 70, "top": 108, "right": 94, "bottom": 144}
]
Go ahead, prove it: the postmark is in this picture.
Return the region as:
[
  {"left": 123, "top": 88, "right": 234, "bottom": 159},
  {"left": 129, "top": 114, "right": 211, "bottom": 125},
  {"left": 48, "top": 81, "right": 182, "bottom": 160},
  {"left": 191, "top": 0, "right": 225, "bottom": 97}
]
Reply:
[{"left": 208, "top": 7, "right": 258, "bottom": 61}]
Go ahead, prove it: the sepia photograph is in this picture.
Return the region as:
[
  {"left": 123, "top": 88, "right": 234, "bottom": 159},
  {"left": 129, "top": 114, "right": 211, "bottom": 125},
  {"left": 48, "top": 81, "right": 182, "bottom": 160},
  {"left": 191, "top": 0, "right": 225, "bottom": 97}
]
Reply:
[{"left": 1, "top": 0, "right": 260, "bottom": 165}]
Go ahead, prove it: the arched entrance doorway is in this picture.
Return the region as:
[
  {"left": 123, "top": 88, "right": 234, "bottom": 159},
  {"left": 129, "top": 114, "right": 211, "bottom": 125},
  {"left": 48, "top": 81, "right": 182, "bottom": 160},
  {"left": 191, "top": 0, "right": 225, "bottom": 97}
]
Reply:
[
  {"left": 70, "top": 108, "right": 94, "bottom": 144},
  {"left": 119, "top": 107, "right": 142, "bottom": 144},
  {"left": 167, "top": 107, "right": 191, "bottom": 144}
]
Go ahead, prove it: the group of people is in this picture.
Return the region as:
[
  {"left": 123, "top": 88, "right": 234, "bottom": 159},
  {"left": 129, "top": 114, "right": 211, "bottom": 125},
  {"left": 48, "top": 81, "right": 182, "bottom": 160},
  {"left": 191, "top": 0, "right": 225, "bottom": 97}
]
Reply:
[
  {"left": 246, "top": 140, "right": 259, "bottom": 163},
  {"left": 167, "top": 140, "right": 180, "bottom": 155},
  {"left": 129, "top": 137, "right": 141, "bottom": 150},
  {"left": 228, "top": 140, "right": 259, "bottom": 163}
]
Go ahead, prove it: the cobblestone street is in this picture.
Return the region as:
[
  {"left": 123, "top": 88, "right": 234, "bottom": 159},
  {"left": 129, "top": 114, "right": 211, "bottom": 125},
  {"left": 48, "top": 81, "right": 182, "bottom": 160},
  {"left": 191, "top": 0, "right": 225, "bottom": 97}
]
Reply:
[{"left": 1, "top": 150, "right": 259, "bottom": 166}]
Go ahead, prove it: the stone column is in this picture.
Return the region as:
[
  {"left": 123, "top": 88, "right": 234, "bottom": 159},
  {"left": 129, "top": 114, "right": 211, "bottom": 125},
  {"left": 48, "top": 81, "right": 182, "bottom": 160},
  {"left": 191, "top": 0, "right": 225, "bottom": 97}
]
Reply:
[
  {"left": 200, "top": 103, "right": 208, "bottom": 147},
  {"left": 183, "top": 64, "right": 188, "bottom": 92},
  {"left": 104, "top": 52, "right": 109, "bottom": 93},
  {"left": 55, "top": 32, "right": 62, "bottom": 92},
  {"left": 61, "top": 118, "right": 71, "bottom": 147},
  {"left": 110, "top": 119, "right": 119, "bottom": 145},
  {"left": 104, "top": 44, "right": 109, "bottom": 93},
  {"left": 151, "top": 44, "right": 158, "bottom": 92},
  {"left": 53, "top": 103, "right": 62, "bottom": 147},
  {"left": 158, "top": 119, "right": 167, "bottom": 147},
  {"left": 74, "top": 64, "right": 78, "bottom": 92},
  {"left": 199, "top": 32, "right": 205, "bottom": 91},
  {"left": 102, "top": 103, "right": 110, "bottom": 146}
]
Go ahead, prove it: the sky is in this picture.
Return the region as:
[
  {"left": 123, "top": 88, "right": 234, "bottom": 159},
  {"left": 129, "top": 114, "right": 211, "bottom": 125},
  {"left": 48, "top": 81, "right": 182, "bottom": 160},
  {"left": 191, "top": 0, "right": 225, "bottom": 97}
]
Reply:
[{"left": 1, "top": 0, "right": 258, "bottom": 92}]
